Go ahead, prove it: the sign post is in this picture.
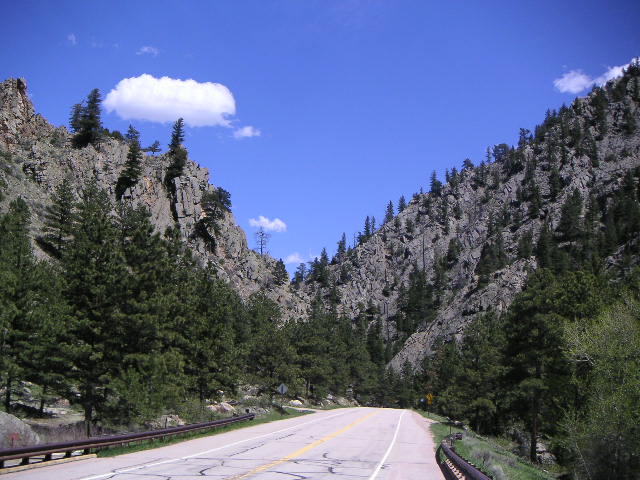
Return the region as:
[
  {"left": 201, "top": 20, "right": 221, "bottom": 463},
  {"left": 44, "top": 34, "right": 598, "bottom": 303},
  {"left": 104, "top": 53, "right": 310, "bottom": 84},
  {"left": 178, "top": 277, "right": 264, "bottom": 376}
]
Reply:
[{"left": 277, "top": 383, "right": 288, "bottom": 412}]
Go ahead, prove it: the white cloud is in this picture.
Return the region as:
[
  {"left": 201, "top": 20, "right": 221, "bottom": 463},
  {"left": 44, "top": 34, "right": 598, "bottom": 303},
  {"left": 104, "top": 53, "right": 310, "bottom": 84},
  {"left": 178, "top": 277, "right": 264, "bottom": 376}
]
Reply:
[
  {"left": 285, "top": 253, "right": 305, "bottom": 265},
  {"left": 103, "top": 74, "right": 236, "bottom": 127},
  {"left": 553, "top": 58, "right": 638, "bottom": 94},
  {"left": 553, "top": 70, "right": 593, "bottom": 94},
  {"left": 67, "top": 33, "right": 77, "bottom": 46},
  {"left": 249, "top": 216, "right": 287, "bottom": 232},
  {"left": 136, "top": 46, "right": 159, "bottom": 57},
  {"left": 594, "top": 63, "right": 630, "bottom": 85},
  {"left": 233, "top": 125, "right": 261, "bottom": 139}
]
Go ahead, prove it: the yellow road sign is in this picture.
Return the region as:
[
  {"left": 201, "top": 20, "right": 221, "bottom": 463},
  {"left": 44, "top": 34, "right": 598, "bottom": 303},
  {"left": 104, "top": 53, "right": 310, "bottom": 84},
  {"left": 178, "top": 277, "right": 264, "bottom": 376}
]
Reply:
[{"left": 426, "top": 393, "right": 434, "bottom": 405}]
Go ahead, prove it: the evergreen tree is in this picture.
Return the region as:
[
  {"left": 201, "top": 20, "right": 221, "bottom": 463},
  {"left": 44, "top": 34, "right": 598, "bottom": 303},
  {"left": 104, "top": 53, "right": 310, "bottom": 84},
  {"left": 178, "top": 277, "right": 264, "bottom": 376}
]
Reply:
[
  {"left": 336, "top": 233, "right": 347, "bottom": 260},
  {"left": 0, "top": 199, "right": 35, "bottom": 410},
  {"left": 72, "top": 89, "right": 103, "bottom": 148},
  {"left": 292, "top": 263, "right": 307, "bottom": 286},
  {"left": 273, "top": 259, "right": 289, "bottom": 285},
  {"left": 69, "top": 103, "right": 83, "bottom": 133},
  {"left": 430, "top": 171, "right": 442, "bottom": 196},
  {"left": 42, "top": 179, "right": 75, "bottom": 258},
  {"left": 125, "top": 124, "right": 140, "bottom": 143},
  {"left": 165, "top": 118, "right": 187, "bottom": 200},
  {"left": 384, "top": 201, "right": 394, "bottom": 224},
  {"left": 61, "top": 181, "right": 127, "bottom": 435},
  {"left": 548, "top": 166, "right": 562, "bottom": 201},
  {"left": 502, "top": 270, "right": 571, "bottom": 463},
  {"left": 144, "top": 140, "right": 162, "bottom": 156},
  {"left": 116, "top": 126, "right": 143, "bottom": 200},
  {"left": 194, "top": 188, "right": 232, "bottom": 251},
  {"left": 558, "top": 188, "right": 583, "bottom": 241},
  {"left": 398, "top": 195, "right": 407, "bottom": 213}
]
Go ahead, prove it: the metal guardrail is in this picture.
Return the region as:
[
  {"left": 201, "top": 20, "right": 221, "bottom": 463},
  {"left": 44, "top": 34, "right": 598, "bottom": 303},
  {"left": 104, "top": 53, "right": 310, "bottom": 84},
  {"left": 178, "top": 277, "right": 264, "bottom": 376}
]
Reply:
[
  {"left": 0, "top": 413, "right": 255, "bottom": 468},
  {"left": 435, "top": 428, "right": 493, "bottom": 480}
]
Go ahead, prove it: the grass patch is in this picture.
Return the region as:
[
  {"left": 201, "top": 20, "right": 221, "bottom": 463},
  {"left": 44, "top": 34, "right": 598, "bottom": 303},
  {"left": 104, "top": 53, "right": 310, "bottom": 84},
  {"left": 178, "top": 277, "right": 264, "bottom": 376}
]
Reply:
[
  {"left": 97, "top": 408, "right": 313, "bottom": 458},
  {"left": 416, "top": 411, "right": 554, "bottom": 480},
  {"left": 454, "top": 435, "right": 555, "bottom": 480}
]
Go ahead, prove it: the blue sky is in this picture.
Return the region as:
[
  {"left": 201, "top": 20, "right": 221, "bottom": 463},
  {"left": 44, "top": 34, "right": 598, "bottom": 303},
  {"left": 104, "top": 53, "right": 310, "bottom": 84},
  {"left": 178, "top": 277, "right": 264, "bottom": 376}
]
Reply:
[{"left": 1, "top": 1, "right": 639, "bottom": 272}]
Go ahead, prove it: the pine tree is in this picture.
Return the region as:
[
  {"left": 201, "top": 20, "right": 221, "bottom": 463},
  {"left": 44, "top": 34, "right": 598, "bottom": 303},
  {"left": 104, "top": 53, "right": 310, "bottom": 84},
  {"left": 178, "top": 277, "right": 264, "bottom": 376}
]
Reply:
[
  {"left": 430, "top": 171, "right": 442, "bottom": 196},
  {"left": 42, "top": 179, "right": 75, "bottom": 258},
  {"left": 144, "top": 140, "right": 162, "bottom": 156},
  {"left": 125, "top": 124, "right": 140, "bottom": 143},
  {"left": 0, "top": 199, "right": 35, "bottom": 410},
  {"left": 384, "top": 201, "right": 394, "bottom": 224},
  {"left": 61, "top": 181, "right": 127, "bottom": 435},
  {"left": 502, "top": 270, "right": 570, "bottom": 463},
  {"left": 116, "top": 126, "right": 143, "bottom": 200},
  {"left": 398, "top": 195, "right": 407, "bottom": 213},
  {"left": 292, "top": 263, "right": 307, "bottom": 286},
  {"left": 558, "top": 188, "right": 583, "bottom": 241},
  {"left": 549, "top": 166, "right": 562, "bottom": 201},
  {"left": 273, "top": 259, "right": 289, "bottom": 285},
  {"left": 165, "top": 118, "right": 187, "bottom": 198},
  {"left": 336, "top": 233, "right": 347, "bottom": 260},
  {"left": 69, "top": 103, "right": 83, "bottom": 133},
  {"left": 72, "top": 89, "right": 103, "bottom": 148}
]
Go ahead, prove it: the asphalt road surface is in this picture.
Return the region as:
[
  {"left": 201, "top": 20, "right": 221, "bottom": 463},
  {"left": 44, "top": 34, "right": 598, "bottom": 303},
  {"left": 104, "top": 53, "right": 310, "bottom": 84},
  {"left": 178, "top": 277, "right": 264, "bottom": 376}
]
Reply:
[{"left": 4, "top": 407, "right": 444, "bottom": 480}]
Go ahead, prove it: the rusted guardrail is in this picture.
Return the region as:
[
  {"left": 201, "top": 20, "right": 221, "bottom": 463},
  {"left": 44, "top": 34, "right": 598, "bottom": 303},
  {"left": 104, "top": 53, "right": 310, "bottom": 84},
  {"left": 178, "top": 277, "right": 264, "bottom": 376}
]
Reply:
[
  {"left": 437, "top": 431, "right": 493, "bottom": 480},
  {"left": 0, "top": 413, "right": 255, "bottom": 468}
]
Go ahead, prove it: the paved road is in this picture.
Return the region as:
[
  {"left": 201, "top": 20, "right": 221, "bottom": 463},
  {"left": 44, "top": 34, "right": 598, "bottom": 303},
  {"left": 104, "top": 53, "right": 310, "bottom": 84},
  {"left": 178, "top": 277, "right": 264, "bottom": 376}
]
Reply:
[{"left": 4, "top": 408, "right": 444, "bottom": 480}]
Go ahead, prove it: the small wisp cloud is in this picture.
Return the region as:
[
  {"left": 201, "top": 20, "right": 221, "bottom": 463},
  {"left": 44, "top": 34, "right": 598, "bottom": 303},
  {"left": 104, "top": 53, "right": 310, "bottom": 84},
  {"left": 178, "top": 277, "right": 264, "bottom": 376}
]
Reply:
[
  {"left": 67, "top": 33, "right": 77, "bottom": 46},
  {"left": 103, "top": 74, "right": 236, "bottom": 127},
  {"left": 249, "top": 216, "right": 287, "bottom": 232},
  {"left": 136, "top": 46, "right": 159, "bottom": 57},
  {"left": 233, "top": 126, "right": 261, "bottom": 139},
  {"left": 554, "top": 58, "right": 638, "bottom": 94},
  {"left": 284, "top": 253, "right": 304, "bottom": 265}
]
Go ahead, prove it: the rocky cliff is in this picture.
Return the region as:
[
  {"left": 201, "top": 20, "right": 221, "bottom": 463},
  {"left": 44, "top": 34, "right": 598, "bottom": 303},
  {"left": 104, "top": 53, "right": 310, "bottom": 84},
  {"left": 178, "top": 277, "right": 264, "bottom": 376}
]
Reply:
[
  {"left": 3, "top": 70, "right": 639, "bottom": 373},
  {"left": 0, "top": 78, "right": 308, "bottom": 318},
  {"left": 300, "top": 67, "right": 640, "bottom": 371}
]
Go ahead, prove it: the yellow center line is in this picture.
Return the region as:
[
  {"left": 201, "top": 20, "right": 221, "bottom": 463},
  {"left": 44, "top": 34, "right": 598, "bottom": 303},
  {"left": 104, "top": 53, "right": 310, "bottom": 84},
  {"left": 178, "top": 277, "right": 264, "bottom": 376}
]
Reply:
[{"left": 225, "top": 410, "right": 379, "bottom": 480}]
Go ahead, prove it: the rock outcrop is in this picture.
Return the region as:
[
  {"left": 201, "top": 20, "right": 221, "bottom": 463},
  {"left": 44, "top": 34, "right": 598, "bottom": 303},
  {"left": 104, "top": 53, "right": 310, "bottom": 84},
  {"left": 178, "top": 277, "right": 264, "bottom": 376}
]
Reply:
[
  {"left": 0, "top": 411, "right": 40, "bottom": 448},
  {"left": 0, "top": 78, "right": 308, "bottom": 319},
  {"left": 301, "top": 70, "right": 640, "bottom": 370}
]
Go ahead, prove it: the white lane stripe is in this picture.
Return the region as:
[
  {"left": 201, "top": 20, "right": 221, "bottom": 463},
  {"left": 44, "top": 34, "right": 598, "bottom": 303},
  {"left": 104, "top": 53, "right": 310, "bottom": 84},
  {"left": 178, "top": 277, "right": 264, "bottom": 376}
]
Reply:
[
  {"left": 78, "top": 409, "right": 355, "bottom": 480},
  {"left": 367, "top": 409, "right": 406, "bottom": 480}
]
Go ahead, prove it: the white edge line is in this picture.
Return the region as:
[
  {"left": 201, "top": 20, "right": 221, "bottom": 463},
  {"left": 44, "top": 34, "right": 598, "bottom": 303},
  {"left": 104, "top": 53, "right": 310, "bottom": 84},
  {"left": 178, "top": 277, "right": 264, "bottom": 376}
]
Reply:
[
  {"left": 367, "top": 410, "right": 406, "bottom": 480},
  {"left": 78, "top": 409, "right": 354, "bottom": 480}
]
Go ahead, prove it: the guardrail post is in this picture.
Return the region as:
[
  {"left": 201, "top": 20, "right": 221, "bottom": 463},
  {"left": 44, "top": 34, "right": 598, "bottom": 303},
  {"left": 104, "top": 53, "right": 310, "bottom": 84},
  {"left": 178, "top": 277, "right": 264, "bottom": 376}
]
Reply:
[
  {"left": 44, "top": 453, "right": 52, "bottom": 461},
  {"left": 20, "top": 456, "right": 29, "bottom": 466}
]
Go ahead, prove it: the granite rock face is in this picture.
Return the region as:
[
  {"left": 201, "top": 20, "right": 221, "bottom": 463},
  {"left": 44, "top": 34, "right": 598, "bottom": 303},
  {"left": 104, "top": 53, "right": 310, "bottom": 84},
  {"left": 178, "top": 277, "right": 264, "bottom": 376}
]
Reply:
[
  {"left": 2, "top": 74, "right": 639, "bottom": 373},
  {"left": 0, "top": 411, "right": 40, "bottom": 447},
  {"left": 301, "top": 73, "right": 640, "bottom": 371},
  {"left": 0, "top": 77, "right": 308, "bottom": 319}
]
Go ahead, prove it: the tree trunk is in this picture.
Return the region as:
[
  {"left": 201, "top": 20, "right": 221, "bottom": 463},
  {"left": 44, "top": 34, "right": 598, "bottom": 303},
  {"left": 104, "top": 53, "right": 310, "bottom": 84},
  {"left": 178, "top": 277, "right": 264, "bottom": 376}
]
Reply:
[
  {"left": 530, "top": 391, "right": 539, "bottom": 463},
  {"left": 84, "top": 404, "right": 93, "bottom": 437},
  {"left": 39, "top": 385, "right": 47, "bottom": 415},
  {"left": 4, "top": 377, "right": 11, "bottom": 412}
]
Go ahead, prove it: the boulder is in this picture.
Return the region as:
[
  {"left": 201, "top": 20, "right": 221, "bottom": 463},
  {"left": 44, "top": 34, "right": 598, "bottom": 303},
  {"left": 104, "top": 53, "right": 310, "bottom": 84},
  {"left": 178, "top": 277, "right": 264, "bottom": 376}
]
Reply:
[
  {"left": 288, "top": 400, "right": 303, "bottom": 407},
  {"left": 0, "top": 411, "right": 40, "bottom": 448},
  {"left": 207, "top": 402, "right": 236, "bottom": 414},
  {"left": 146, "top": 414, "right": 186, "bottom": 430}
]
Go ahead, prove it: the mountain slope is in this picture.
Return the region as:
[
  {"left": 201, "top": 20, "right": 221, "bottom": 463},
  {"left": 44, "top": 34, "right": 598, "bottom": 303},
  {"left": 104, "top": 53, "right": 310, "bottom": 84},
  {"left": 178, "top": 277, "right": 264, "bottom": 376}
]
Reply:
[
  {"left": 0, "top": 77, "right": 308, "bottom": 319},
  {"left": 300, "top": 65, "right": 640, "bottom": 371}
]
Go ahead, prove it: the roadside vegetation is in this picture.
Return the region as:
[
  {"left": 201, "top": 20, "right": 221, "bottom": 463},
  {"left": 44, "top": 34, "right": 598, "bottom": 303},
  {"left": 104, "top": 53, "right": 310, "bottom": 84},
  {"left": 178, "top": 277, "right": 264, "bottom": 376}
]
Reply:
[{"left": 419, "top": 411, "right": 555, "bottom": 480}]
